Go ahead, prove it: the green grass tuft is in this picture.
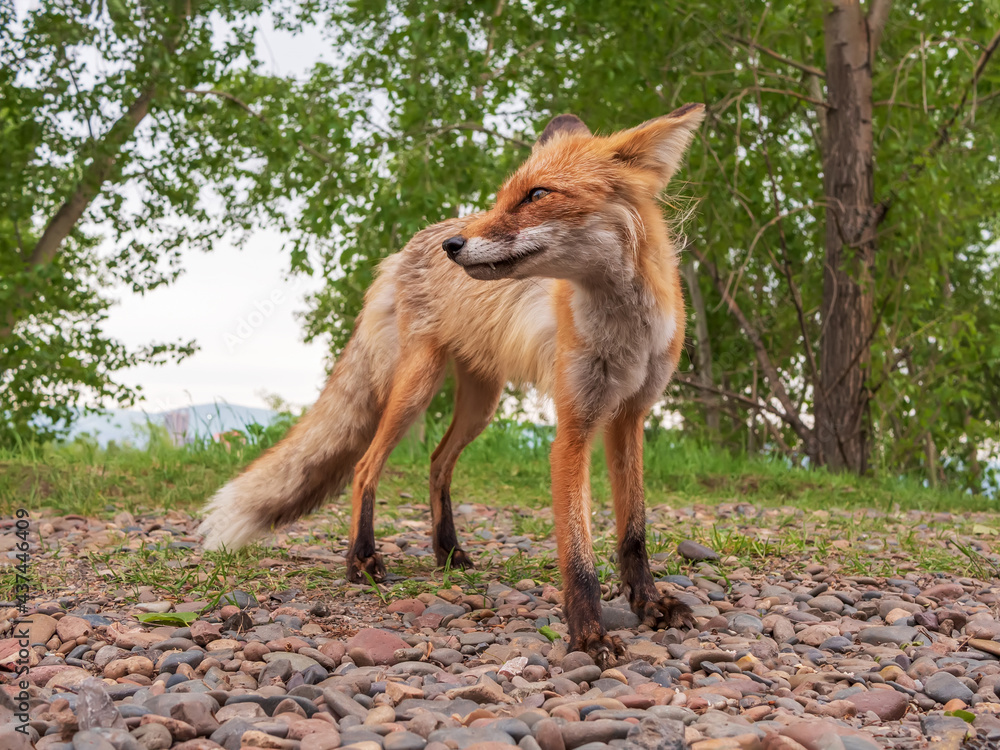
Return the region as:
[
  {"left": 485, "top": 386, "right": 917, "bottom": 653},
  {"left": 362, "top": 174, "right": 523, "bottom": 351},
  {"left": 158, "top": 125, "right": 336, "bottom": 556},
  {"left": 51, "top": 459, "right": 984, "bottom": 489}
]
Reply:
[{"left": 2, "top": 417, "right": 993, "bottom": 518}]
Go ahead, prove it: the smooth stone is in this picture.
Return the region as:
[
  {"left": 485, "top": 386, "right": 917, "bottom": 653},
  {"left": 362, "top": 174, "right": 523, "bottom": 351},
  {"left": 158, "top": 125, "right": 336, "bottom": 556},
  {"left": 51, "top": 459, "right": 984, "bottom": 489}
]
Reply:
[
  {"left": 920, "top": 714, "right": 972, "bottom": 747},
  {"left": 780, "top": 720, "right": 880, "bottom": 750},
  {"left": 845, "top": 690, "right": 909, "bottom": 721},
  {"left": 924, "top": 671, "right": 975, "bottom": 704},
  {"left": 430, "top": 649, "right": 464, "bottom": 667},
  {"left": 209, "top": 719, "right": 255, "bottom": 750},
  {"left": 159, "top": 652, "right": 205, "bottom": 674},
  {"left": 677, "top": 541, "right": 719, "bottom": 561},
  {"left": 220, "top": 590, "right": 258, "bottom": 608},
  {"left": 490, "top": 720, "right": 531, "bottom": 742},
  {"left": 341, "top": 729, "right": 387, "bottom": 747},
  {"left": 809, "top": 595, "right": 845, "bottom": 613},
  {"left": 323, "top": 689, "right": 371, "bottom": 720},
  {"left": 533, "top": 720, "right": 564, "bottom": 750},
  {"left": 395, "top": 699, "right": 481, "bottom": 720},
  {"left": 346, "top": 630, "right": 410, "bottom": 665},
  {"left": 560, "top": 652, "right": 595, "bottom": 672},
  {"left": 560, "top": 721, "right": 633, "bottom": 749},
  {"left": 68, "top": 730, "right": 117, "bottom": 750},
  {"left": 856, "top": 626, "right": 924, "bottom": 646},
  {"left": 560, "top": 665, "right": 602, "bottom": 684},
  {"left": 659, "top": 575, "right": 694, "bottom": 588},
  {"left": 119, "top": 705, "right": 151, "bottom": 719},
  {"left": 819, "top": 636, "right": 852, "bottom": 653},
  {"left": 262, "top": 652, "right": 321, "bottom": 672},
  {"left": 729, "top": 614, "right": 763, "bottom": 636},
  {"left": 24, "top": 613, "right": 59, "bottom": 644},
  {"left": 131, "top": 723, "right": 173, "bottom": 750},
  {"left": 427, "top": 729, "right": 513, "bottom": 749},
  {"left": 142, "top": 694, "right": 219, "bottom": 718},
  {"left": 384, "top": 732, "right": 428, "bottom": 750},
  {"left": 224, "top": 693, "right": 318, "bottom": 718},
  {"left": 599, "top": 604, "right": 639, "bottom": 631}
]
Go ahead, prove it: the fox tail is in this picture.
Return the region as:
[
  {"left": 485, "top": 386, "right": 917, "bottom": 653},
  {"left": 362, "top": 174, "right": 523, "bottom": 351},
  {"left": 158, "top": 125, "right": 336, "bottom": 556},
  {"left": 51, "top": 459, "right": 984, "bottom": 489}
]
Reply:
[{"left": 197, "top": 287, "right": 397, "bottom": 551}]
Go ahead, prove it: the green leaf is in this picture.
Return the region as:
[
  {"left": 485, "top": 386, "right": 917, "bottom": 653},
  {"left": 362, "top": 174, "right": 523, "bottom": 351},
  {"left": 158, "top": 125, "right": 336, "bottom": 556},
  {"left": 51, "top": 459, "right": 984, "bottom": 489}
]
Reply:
[
  {"left": 136, "top": 611, "right": 198, "bottom": 626},
  {"left": 538, "top": 626, "right": 560, "bottom": 642},
  {"left": 944, "top": 709, "right": 975, "bottom": 724}
]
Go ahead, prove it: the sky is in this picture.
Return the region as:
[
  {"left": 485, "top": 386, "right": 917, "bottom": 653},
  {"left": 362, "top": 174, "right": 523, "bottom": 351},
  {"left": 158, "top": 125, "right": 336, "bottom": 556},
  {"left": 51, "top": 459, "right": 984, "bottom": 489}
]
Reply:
[{"left": 101, "top": 12, "right": 336, "bottom": 412}]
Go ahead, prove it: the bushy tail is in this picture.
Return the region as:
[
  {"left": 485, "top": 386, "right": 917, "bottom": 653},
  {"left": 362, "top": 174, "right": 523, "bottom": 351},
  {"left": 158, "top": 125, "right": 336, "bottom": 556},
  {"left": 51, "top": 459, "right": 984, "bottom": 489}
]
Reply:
[{"left": 198, "top": 297, "right": 398, "bottom": 551}]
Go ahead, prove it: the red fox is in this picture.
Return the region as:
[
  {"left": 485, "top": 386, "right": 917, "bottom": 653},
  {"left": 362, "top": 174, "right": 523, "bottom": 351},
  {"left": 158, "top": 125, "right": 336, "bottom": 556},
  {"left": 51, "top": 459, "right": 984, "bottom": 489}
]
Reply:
[{"left": 199, "top": 104, "right": 705, "bottom": 665}]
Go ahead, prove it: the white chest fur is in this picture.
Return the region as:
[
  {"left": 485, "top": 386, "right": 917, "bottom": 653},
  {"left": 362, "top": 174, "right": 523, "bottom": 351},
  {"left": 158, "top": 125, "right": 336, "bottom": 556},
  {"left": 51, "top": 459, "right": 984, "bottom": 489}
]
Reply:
[{"left": 566, "top": 278, "right": 677, "bottom": 419}]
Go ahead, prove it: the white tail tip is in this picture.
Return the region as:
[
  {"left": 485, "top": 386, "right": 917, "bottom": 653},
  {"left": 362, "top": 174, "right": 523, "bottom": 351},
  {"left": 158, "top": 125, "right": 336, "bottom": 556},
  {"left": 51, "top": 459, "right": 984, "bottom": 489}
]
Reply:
[{"left": 197, "top": 482, "right": 266, "bottom": 551}]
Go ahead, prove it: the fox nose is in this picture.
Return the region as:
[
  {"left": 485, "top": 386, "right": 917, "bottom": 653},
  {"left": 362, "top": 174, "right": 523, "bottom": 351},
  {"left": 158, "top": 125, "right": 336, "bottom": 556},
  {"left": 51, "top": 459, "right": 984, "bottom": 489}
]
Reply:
[{"left": 443, "top": 235, "right": 466, "bottom": 259}]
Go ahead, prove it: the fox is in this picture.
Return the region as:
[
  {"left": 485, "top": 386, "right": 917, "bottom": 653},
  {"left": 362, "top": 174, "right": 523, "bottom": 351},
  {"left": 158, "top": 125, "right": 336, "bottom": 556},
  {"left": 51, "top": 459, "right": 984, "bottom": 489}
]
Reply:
[{"left": 198, "top": 103, "right": 706, "bottom": 666}]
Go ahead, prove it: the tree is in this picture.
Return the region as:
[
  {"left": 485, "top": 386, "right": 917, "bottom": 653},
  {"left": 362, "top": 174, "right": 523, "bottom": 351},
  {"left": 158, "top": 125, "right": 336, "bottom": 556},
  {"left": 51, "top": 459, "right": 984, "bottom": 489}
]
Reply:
[
  {"left": 5, "top": 0, "right": 998, "bottom": 487},
  {"left": 241, "top": 0, "right": 1000, "bottom": 481},
  {"left": 0, "top": 0, "right": 276, "bottom": 443}
]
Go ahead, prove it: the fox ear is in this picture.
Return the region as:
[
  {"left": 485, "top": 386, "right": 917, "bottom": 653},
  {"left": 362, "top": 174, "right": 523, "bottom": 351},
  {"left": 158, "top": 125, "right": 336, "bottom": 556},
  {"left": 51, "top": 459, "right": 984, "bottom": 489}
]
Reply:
[
  {"left": 534, "top": 113, "right": 591, "bottom": 152},
  {"left": 608, "top": 103, "right": 705, "bottom": 190}
]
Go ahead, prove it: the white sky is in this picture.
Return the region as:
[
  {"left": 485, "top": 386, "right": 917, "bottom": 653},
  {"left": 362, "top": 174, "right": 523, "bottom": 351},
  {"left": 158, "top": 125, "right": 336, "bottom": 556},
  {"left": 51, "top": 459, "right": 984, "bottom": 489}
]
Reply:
[{"left": 101, "top": 12, "right": 336, "bottom": 412}]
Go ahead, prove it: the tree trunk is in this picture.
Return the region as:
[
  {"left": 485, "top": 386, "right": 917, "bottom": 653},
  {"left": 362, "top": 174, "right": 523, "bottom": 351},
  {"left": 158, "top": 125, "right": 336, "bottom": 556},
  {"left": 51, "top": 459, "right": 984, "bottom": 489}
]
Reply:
[
  {"left": 819, "top": 0, "right": 878, "bottom": 473},
  {"left": 0, "top": 87, "right": 155, "bottom": 340},
  {"left": 681, "top": 260, "right": 720, "bottom": 433},
  {"left": 29, "top": 88, "right": 155, "bottom": 268}
]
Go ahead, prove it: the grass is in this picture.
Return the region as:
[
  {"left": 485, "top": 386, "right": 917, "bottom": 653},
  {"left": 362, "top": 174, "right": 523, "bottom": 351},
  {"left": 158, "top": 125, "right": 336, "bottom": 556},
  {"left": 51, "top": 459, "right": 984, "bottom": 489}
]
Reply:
[
  {"left": 3, "top": 417, "right": 999, "bottom": 604},
  {"left": 2, "top": 417, "right": 995, "bottom": 519}
]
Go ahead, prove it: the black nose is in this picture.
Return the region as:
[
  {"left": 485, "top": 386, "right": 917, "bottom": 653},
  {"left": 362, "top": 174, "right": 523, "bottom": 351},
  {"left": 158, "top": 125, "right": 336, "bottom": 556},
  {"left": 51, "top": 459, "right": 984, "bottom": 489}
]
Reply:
[{"left": 443, "top": 235, "right": 466, "bottom": 259}]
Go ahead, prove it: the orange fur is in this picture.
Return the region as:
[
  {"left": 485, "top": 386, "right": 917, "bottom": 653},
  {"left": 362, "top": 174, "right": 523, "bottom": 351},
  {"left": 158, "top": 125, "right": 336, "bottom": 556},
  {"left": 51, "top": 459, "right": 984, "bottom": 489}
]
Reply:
[{"left": 198, "top": 106, "right": 706, "bottom": 663}]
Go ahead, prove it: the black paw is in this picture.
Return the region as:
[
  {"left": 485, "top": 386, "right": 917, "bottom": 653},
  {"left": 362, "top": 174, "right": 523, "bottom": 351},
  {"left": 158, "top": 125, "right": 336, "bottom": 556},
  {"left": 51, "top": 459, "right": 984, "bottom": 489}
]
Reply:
[
  {"left": 346, "top": 550, "right": 387, "bottom": 584},
  {"left": 633, "top": 593, "right": 695, "bottom": 630},
  {"left": 574, "top": 631, "right": 629, "bottom": 670},
  {"left": 436, "top": 546, "right": 475, "bottom": 570}
]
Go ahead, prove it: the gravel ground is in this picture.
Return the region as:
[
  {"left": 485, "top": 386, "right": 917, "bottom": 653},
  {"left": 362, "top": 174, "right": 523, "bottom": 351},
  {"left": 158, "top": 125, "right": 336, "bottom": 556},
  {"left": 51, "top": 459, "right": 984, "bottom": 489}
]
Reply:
[{"left": 3, "top": 503, "right": 1000, "bottom": 750}]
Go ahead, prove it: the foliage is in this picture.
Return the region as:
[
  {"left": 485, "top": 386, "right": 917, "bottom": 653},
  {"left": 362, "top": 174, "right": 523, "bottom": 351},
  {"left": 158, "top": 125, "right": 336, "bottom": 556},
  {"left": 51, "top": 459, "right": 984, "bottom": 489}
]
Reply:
[
  {"left": 225, "top": 0, "right": 1000, "bottom": 486},
  {"left": 0, "top": 0, "right": 278, "bottom": 444},
  {"left": 3, "top": 0, "right": 999, "bottom": 488}
]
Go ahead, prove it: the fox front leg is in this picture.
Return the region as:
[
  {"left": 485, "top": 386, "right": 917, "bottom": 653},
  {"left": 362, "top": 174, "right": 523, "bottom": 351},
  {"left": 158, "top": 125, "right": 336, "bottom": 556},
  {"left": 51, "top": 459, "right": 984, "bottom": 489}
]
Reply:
[
  {"left": 605, "top": 410, "right": 694, "bottom": 631},
  {"left": 550, "top": 417, "right": 628, "bottom": 668}
]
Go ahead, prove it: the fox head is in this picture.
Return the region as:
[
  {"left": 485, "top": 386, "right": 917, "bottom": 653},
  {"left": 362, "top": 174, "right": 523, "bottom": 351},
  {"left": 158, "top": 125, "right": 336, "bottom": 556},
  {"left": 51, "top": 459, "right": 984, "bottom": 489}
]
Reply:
[{"left": 443, "top": 104, "right": 705, "bottom": 282}]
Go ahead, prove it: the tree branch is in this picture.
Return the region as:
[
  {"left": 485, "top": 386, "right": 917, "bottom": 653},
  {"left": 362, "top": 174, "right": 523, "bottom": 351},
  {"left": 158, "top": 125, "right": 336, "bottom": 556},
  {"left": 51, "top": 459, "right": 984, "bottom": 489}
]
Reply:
[
  {"left": 474, "top": 0, "right": 506, "bottom": 99},
  {"left": 871, "top": 25, "right": 1000, "bottom": 226},
  {"left": 930, "top": 25, "right": 1000, "bottom": 153},
  {"left": 688, "top": 245, "right": 817, "bottom": 455},
  {"left": 747, "top": 59, "right": 823, "bottom": 412},
  {"left": 481, "top": 39, "right": 545, "bottom": 84},
  {"left": 675, "top": 377, "right": 785, "bottom": 421},
  {"left": 3, "top": 4, "right": 191, "bottom": 340},
  {"left": 182, "top": 88, "right": 333, "bottom": 165},
  {"left": 29, "top": 87, "right": 155, "bottom": 267},
  {"left": 874, "top": 89, "right": 1000, "bottom": 110},
  {"left": 429, "top": 122, "right": 532, "bottom": 149},
  {"left": 744, "top": 85, "right": 831, "bottom": 109},
  {"left": 725, "top": 33, "right": 826, "bottom": 78},
  {"left": 723, "top": 202, "right": 828, "bottom": 303}
]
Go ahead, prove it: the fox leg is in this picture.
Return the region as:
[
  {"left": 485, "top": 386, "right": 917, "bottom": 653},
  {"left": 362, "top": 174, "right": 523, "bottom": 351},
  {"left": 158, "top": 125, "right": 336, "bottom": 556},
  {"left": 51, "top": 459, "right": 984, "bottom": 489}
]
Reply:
[
  {"left": 605, "top": 409, "right": 693, "bottom": 630},
  {"left": 429, "top": 361, "right": 503, "bottom": 569},
  {"left": 346, "top": 344, "right": 447, "bottom": 583},
  {"left": 551, "top": 412, "right": 627, "bottom": 668}
]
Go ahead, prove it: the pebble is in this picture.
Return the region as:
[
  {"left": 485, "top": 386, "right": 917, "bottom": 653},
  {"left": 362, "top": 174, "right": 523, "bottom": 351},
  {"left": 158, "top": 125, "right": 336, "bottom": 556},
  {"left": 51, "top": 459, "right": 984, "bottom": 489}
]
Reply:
[
  {"left": 346, "top": 629, "right": 410, "bottom": 665},
  {"left": 856, "top": 625, "right": 923, "bottom": 646},
  {"left": 18, "top": 503, "right": 1000, "bottom": 750},
  {"left": 677, "top": 541, "right": 719, "bottom": 561},
  {"left": 923, "top": 670, "right": 975, "bottom": 704}
]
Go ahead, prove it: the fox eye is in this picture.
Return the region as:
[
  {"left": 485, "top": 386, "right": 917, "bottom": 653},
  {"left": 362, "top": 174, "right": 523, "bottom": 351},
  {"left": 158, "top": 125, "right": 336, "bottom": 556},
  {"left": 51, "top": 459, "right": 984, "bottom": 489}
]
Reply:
[{"left": 523, "top": 187, "right": 551, "bottom": 204}]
